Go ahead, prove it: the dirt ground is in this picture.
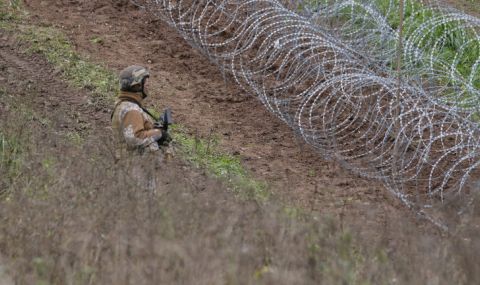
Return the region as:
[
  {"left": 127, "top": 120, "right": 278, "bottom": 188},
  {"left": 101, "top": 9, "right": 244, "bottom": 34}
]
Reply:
[
  {"left": 0, "top": 33, "right": 415, "bottom": 284},
  {"left": 18, "top": 0, "right": 445, "bottom": 241},
  {"left": 2, "top": 0, "right": 480, "bottom": 283}
]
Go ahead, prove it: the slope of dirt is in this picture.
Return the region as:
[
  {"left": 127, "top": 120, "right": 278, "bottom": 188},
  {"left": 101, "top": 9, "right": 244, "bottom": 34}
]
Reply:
[
  {"left": 0, "top": 28, "right": 228, "bottom": 199},
  {"left": 20, "top": 0, "right": 445, "bottom": 240},
  {"left": 3, "top": 1, "right": 480, "bottom": 284},
  {"left": 0, "top": 29, "right": 260, "bottom": 284},
  {"left": 0, "top": 29, "right": 426, "bottom": 285}
]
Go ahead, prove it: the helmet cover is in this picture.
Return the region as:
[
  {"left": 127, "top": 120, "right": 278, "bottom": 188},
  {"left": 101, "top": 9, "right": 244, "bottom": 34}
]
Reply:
[{"left": 119, "top": 65, "right": 150, "bottom": 91}]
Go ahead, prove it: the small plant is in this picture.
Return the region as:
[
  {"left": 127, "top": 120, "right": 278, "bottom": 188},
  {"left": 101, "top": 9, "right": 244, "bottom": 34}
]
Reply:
[
  {"left": 66, "top": 131, "right": 84, "bottom": 146},
  {"left": 172, "top": 125, "right": 269, "bottom": 201},
  {"left": 0, "top": 0, "right": 24, "bottom": 25},
  {"left": 0, "top": 130, "right": 23, "bottom": 194},
  {"left": 18, "top": 26, "right": 117, "bottom": 103},
  {"left": 90, "top": 36, "right": 104, "bottom": 45}
]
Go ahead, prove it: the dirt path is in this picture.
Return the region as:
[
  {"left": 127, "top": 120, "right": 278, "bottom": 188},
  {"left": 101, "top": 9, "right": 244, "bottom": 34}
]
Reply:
[{"left": 17, "top": 0, "right": 447, "bottom": 239}]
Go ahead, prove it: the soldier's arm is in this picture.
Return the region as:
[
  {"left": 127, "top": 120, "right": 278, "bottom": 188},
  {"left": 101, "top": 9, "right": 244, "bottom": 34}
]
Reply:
[{"left": 121, "top": 110, "right": 162, "bottom": 148}]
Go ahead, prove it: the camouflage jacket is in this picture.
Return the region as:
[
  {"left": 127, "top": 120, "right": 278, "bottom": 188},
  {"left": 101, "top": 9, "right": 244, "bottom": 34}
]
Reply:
[{"left": 112, "top": 91, "right": 162, "bottom": 152}]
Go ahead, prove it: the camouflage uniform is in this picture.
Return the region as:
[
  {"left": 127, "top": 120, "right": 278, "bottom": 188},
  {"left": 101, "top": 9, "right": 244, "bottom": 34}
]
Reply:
[
  {"left": 111, "top": 66, "right": 166, "bottom": 192},
  {"left": 112, "top": 91, "right": 162, "bottom": 152},
  {"left": 111, "top": 65, "right": 164, "bottom": 153}
]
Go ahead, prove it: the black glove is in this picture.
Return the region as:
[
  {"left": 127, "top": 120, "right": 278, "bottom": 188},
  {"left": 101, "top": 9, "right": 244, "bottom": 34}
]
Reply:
[{"left": 157, "top": 131, "right": 172, "bottom": 146}]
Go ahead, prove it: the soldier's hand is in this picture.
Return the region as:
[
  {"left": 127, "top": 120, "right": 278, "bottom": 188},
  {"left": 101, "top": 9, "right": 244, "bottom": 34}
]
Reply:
[
  {"left": 157, "top": 131, "right": 172, "bottom": 146},
  {"left": 153, "top": 121, "right": 163, "bottom": 129}
]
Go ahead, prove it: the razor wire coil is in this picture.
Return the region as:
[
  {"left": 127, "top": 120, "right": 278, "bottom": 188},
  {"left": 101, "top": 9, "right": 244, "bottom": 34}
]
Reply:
[{"left": 136, "top": 0, "right": 480, "bottom": 223}]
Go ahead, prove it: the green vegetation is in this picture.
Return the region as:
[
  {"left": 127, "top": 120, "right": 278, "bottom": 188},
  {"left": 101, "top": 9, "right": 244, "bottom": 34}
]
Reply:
[
  {"left": 1, "top": 0, "right": 269, "bottom": 202},
  {"left": 376, "top": 0, "right": 479, "bottom": 88},
  {"left": 172, "top": 126, "right": 270, "bottom": 201},
  {"left": 304, "top": 0, "right": 480, "bottom": 103},
  {"left": 19, "top": 26, "right": 117, "bottom": 101},
  {"left": 0, "top": 92, "right": 32, "bottom": 196},
  {"left": 0, "top": 95, "right": 59, "bottom": 199},
  {"left": 0, "top": 129, "right": 24, "bottom": 194},
  {"left": 1, "top": 0, "right": 116, "bottom": 106},
  {"left": 0, "top": 0, "right": 23, "bottom": 23}
]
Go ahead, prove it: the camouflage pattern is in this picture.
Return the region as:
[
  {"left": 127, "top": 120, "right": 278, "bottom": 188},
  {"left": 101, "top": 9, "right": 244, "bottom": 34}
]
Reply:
[
  {"left": 112, "top": 91, "right": 162, "bottom": 152},
  {"left": 119, "top": 65, "right": 150, "bottom": 91}
]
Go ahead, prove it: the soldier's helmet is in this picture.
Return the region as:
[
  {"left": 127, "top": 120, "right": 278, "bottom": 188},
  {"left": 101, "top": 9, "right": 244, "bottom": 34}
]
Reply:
[{"left": 119, "top": 65, "right": 150, "bottom": 92}]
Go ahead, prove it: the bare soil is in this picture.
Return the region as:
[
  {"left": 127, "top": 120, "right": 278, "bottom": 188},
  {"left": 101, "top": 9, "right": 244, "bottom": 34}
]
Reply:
[
  {"left": 2, "top": 0, "right": 480, "bottom": 283},
  {"left": 19, "top": 0, "right": 444, "bottom": 239},
  {"left": 1, "top": 32, "right": 411, "bottom": 284}
]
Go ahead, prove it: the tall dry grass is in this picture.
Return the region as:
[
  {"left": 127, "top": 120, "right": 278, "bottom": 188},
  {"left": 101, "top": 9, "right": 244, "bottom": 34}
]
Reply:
[{"left": 1, "top": 88, "right": 480, "bottom": 285}]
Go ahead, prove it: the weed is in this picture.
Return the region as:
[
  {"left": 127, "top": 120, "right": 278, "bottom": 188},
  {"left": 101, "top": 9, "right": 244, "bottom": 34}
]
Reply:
[
  {"left": 89, "top": 36, "right": 104, "bottom": 45},
  {"left": 0, "top": 96, "right": 32, "bottom": 197},
  {"left": 18, "top": 26, "right": 117, "bottom": 103},
  {"left": 65, "top": 131, "right": 84, "bottom": 146},
  {"left": 171, "top": 125, "right": 269, "bottom": 202},
  {"left": 302, "top": 0, "right": 480, "bottom": 104},
  {"left": 0, "top": 130, "right": 23, "bottom": 193},
  {"left": 0, "top": 0, "right": 23, "bottom": 23}
]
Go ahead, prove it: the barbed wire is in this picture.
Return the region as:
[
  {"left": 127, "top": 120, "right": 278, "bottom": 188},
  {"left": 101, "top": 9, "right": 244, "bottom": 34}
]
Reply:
[
  {"left": 137, "top": 0, "right": 480, "bottom": 226},
  {"left": 296, "top": 0, "right": 480, "bottom": 112}
]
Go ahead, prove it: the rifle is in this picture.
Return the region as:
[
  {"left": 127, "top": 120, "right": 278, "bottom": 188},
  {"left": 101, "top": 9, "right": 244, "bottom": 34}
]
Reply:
[{"left": 154, "top": 108, "right": 173, "bottom": 145}]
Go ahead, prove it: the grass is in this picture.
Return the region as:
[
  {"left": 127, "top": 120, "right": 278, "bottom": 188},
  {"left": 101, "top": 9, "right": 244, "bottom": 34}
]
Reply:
[
  {"left": 0, "top": 0, "right": 117, "bottom": 108},
  {"left": 0, "top": 90, "right": 33, "bottom": 196},
  {"left": 377, "top": 0, "right": 479, "bottom": 84},
  {"left": 3, "top": 1, "right": 480, "bottom": 284},
  {"left": 0, "top": 0, "right": 269, "bottom": 203},
  {"left": 171, "top": 126, "right": 270, "bottom": 201},
  {"left": 379, "top": 0, "right": 480, "bottom": 105},
  {"left": 0, "top": 0, "right": 22, "bottom": 21},
  {"left": 303, "top": 0, "right": 480, "bottom": 108},
  {"left": 0, "top": 129, "right": 23, "bottom": 195},
  {"left": 0, "top": 95, "right": 59, "bottom": 200},
  {"left": 19, "top": 26, "right": 118, "bottom": 102}
]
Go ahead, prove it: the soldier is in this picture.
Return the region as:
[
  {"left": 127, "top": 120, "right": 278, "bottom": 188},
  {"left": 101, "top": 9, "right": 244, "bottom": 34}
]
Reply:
[{"left": 112, "top": 65, "right": 170, "bottom": 153}]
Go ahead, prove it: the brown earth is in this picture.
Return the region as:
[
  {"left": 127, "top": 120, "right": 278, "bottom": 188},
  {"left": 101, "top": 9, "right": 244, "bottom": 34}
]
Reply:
[
  {"left": 0, "top": 29, "right": 263, "bottom": 284},
  {"left": 2, "top": 0, "right": 480, "bottom": 283},
  {"left": 0, "top": 33, "right": 416, "bottom": 284},
  {"left": 19, "top": 0, "right": 443, "bottom": 239}
]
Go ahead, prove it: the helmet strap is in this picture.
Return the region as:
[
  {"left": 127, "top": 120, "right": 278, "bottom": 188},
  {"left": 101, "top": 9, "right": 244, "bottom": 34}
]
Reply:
[{"left": 141, "top": 78, "right": 148, "bottom": 99}]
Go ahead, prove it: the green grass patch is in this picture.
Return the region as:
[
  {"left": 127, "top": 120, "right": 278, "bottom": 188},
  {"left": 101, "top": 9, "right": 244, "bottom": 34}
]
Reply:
[
  {"left": 376, "top": 0, "right": 480, "bottom": 96},
  {"left": 1, "top": 0, "right": 117, "bottom": 104},
  {"left": 0, "top": 0, "right": 23, "bottom": 23},
  {"left": 172, "top": 126, "right": 270, "bottom": 202},
  {"left": 304, "top": 0, "right": 480, "bottom": 107},
  {"left": 0, "top": 101, "right": 59, "bottom": 200},
  {"left": 18, "top": 26, "right": 117, "bottom": 102},
  {"left": 0, "top": 130, "right": 24, "bottom": 194},
  {"left": 0, "top": 91, "right": 33, "bottom": 197}
]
